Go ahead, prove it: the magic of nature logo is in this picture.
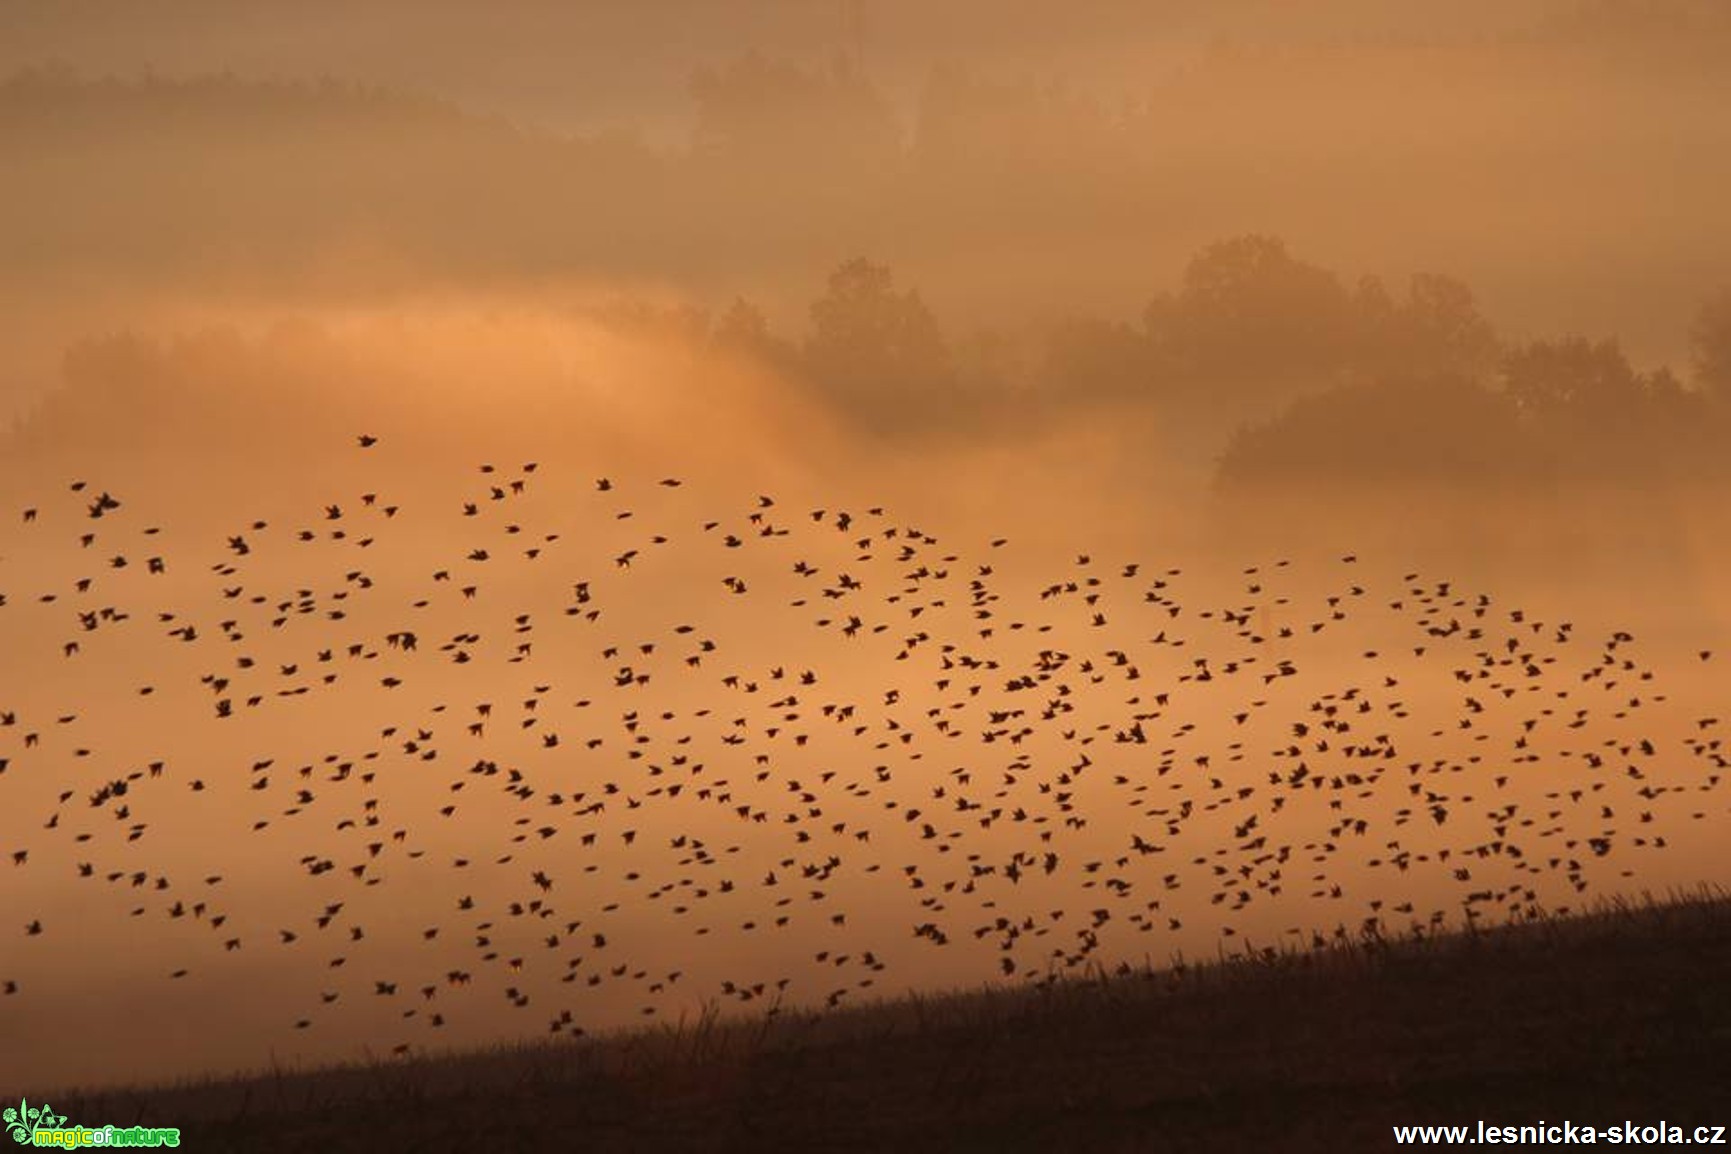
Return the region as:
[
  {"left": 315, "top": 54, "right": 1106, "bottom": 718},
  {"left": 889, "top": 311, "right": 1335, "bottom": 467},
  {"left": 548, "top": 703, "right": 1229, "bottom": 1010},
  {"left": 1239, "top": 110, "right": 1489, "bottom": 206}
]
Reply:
[{"left": 5, "top": 1099, "right": 181, "bottom": 1147}]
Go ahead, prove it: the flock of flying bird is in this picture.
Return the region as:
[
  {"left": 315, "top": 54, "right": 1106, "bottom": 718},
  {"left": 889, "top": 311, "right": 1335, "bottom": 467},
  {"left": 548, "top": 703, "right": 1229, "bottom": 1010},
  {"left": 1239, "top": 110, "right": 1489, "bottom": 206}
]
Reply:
[{"left": 1, "top": 434, "right": 1724, "bottom": 1062}]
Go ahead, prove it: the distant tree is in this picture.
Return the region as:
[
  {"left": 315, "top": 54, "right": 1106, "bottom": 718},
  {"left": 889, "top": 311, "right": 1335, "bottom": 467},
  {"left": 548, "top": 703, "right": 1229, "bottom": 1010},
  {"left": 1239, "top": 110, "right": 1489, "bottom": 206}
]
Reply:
[
  {"left": 710, "top": 297, "right": 795, "bottom": 368},
  {"left": 1498, "top": 335, "right": 1721, "bottom": 481},
  {"left": 711, "top": 296, "right": 771, "bottom": 345},
  {"left": 1349, "top": 273, "right": 1398, "bottom": 348},
  {"left": 1689, "top": 287, "right": 1731, "bottom": 397},
  {"left": 1215, "top": 374, "right": 1540, "bottom": 494},
  {"left": 803, "top": 258, "right": 954, "bottom": 430},
  {"left": 1038, "top": 317, "right": 1152, "bottom": 403},
  {"left": 1143, "top": 235, "right": 1357, "bottom": 419},
  {"left": 1033, "top": 241, "right": 1502, "bottom": 460},
  {"left": 1353, "top": 272, "right": 1500, "bottom": 384},
  {"left": 1500, "top": 336, "right": 1647, "bottom": 422},
  {"left": 689, "top": 53, "right": 900, "bottom": 174}
]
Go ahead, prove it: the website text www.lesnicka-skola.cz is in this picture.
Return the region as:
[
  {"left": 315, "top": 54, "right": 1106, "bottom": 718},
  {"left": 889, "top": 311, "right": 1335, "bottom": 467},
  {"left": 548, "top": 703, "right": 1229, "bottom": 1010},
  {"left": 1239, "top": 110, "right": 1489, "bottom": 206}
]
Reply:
[{"left": 1394, "top": 1121, "right": 1728, "bottom": 1145}]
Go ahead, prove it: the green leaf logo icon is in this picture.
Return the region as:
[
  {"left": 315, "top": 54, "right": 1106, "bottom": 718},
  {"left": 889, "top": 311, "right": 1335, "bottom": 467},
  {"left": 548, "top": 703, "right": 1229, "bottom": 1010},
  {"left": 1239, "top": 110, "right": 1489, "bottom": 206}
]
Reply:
[
  {"left": 4, "top": 1099, "right": 64, "bottom": 1144},
  {"left": 6, "top": 1098, "right": 29, "bottom": 1144}
]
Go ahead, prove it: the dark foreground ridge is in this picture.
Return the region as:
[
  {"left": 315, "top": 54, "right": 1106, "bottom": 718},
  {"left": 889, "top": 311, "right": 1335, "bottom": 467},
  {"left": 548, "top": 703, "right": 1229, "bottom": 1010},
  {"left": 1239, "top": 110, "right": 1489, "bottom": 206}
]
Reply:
[{"left": 49, "top": 888, "right": 1731, "bottom": 1152}]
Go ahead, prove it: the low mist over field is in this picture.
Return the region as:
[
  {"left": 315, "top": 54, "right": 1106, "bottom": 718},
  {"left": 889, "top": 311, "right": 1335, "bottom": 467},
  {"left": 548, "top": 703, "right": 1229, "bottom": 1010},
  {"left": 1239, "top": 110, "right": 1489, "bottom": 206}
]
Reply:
[{"left": 1, "top": 0, "right": 1728, "bottom": 1110}]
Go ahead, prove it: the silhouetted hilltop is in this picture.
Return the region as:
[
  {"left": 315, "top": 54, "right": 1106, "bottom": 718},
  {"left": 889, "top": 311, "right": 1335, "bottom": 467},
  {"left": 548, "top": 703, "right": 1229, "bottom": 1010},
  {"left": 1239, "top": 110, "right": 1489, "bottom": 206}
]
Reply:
[{"left": 49, "top": 889, "right": 1731, "bottom": 1153}]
